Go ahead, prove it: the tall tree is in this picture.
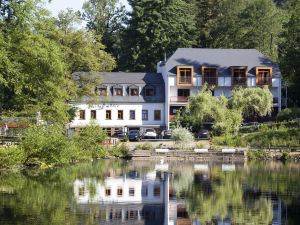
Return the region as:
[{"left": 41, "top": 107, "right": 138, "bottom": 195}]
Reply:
[
  {"left": 120, "top": 0, "right": 196, "bottom": 72},
  {"left": 194, "top": 0, "right": 283, "bottom": 60},
  {"left": 82, "top": 0, "right": 127, "bottom": 62},
  {"left": 279, "top": 0, "right": 300, "bottom": 106}
]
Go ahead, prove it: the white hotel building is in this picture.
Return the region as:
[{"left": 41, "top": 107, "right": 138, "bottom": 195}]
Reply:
[{"left": 69, "top": 48, "right": 282, "bottom": 133}]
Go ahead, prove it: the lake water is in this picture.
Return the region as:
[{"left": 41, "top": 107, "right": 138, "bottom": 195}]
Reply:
[{"left": 0, "top": 160, "right": 300, "bottom": 225}]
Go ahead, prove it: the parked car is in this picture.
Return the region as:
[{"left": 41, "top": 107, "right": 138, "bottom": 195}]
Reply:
[
  {"left": 143, "top": 128, "right": 157, "bottom": 139},
  {"left": 128, "top": 130, "right": 142, "bottom": 141},
  {"left": 116, "top": 131, "right": 127, "bottom": 141},
  {"left": 161, "top": 130, "right": 172, "bottom": 139},
  {"left": 195, "top": 129, "right": 210, "bottom": 139}
]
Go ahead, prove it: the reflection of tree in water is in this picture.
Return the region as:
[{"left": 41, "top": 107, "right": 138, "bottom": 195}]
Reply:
[{"left": 184, "top": 168, "right": 273, "bottom": 224}]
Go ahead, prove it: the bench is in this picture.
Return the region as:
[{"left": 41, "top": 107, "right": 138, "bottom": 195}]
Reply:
[
  {"left": 155, "top": 149, "right": 169, "bottom": 153},
  {"left": 194, "top": 149, "right": 209, "bottom": 153},
  {"left": 221, "top": 148, "right": 236, "bottom": 153}
]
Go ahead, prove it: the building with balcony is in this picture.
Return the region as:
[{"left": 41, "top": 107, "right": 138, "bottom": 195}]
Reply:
[{"left": 157, "top": 48, "right": 282, "bottom": 129}]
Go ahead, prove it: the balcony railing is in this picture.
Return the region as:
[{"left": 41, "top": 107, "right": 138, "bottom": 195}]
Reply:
[
  {"left": 257, "top": 77, "right": 272, "bottom": 86},
  {"left": 202, "top": 77, "right": 217, "bottom": 86},
  {"left": 170, "top": 96, "right": 189, "bottom": 102},
  {"left": 232, "top": 77, "right": 247, "bottom": 86}
]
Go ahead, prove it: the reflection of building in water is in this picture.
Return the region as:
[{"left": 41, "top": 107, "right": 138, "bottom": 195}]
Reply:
[
  {"left": 73, "top": 164, "right": 283, "bottom": 225},
  {"left": 73, "top": 170, "right": 168, "bottom": 225}
]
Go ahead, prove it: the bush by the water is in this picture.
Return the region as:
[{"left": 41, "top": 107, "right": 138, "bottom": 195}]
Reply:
[
  {"left": 111, "top": 143, "right": 129, "bottom": 158},
  {"left": 0, "top": 146, "right": 25, "bottom": 169},
  {"left": 212, "top": 135, "right": 247, "bottom": 147},
  {"left": 172, "top": 127, "right": 194, "bottom": 149},
  {"left": 277, "top": 107, "right": 300, "bottom": 121}
]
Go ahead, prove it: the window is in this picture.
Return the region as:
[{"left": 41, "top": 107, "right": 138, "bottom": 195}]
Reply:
[
  {"left": 142, "top": 185, "right": 148, "bottom": 197},
  {"left": 127, "top": 210, "right": 138, "bottom": 220},
  {"left": 105, "top": 188, "right": 111, "bottom": 196},
  {"left": 145, "top": 86, "right": 155, "bottom": 96},
  {"left": 232, "top": 67, "right": 247, "bottom": 86},
  {"left": 129, "top": 188, "right": 135, "bottom": 196},
  {"left": 256, "top": 67, "right": 272, "bottom": 86},
  {"left": 117, "top": 188, "right": 123, "bottom": 197},
  {"left": 202, "top": 67, "right": 217, "bottom": 85},
  {"left": 142, "top": 110, "right": 148, "bottom": 120},
  {"left": 154, "top": 186, "right": 160, "bottom": 197},
  {"left": 91, "top": 110, "right": 96, "bottom": 119},
  {"left": 178, "top": 89, "right": 190, "bottom": 97},
  {"left": 154, "top": 110, "right": 161, "bottom": 121},
  {"left": 79, "top": 110, "right": 85, "bottom": 120},
  {"left": 130, "top": 88, "right": 139, "bottom": 96},
  {"left": 106, "top": 110, "right": 111, "bottom": 120},
  {"left": 78, "top": 187, "right": 85, "bottom": 196},
  {"left": 117, "top": 110, "right": 123, "bottom": 120},
  {"left": 114, "top": 87, "right": 123, "bottom": 96},
  {"left": 129, "top": 110, "right": 135, "bottom": 120},
  {"left": 97, "top": 87, "right": 107, "bottom": 96},
  {"left": 177, "top": 66, "right": 193, "bottom": 85}
]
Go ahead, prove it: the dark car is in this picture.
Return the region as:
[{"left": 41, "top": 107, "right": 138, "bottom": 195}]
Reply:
[
  {"left": 117, "top": 131, "right": 127, "bottom": 141},
  {"left": 128, "top": 130, "right": 142, "bottom": 141},
  {"left": 161, "top": 130, "right": 172, "bottom": 139},
  {"left": 195, "top": 129, "right": 210, "bottom": 139}
]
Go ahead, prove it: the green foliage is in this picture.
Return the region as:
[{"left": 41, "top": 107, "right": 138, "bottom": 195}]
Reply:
[
  {"left": 231, "top": 87, "right": 273, "bottom": 118},
  {"left": 0, "top": 145, "right": 25, "bottom": 169},
  {"left": 135, "top": 142, "right": 153, "bottom": 150},
  {"left": 21, "top": 125, "right": 77, "bottom": 166},
  {"left": 247, "top": 150, "right": 270, "bottom": 161},
  {"left": 120, "top": 0, "right": 196, "bottom": 71},
  {"left": 277, "top": 107, "right": 300, "bottom": 121},
  {"left": 0, "top": 1, "right": 116, "bottom": 122},
  {"left": 212, "top": 135, "right": 247, "bottom": 147},
  {"left": 73, "top": 124, "right": 107, "bottom": 159},
  {"left": 172, "top": 127, "right": 194, "bottom": 149},
  {"left": 279, "top": 0, "right": 300, "bottom": 106},
  {"left": 194, "top": 0, "right": 284, "bottom": 60},
  {"left": 111, "top": 143, "right": 129, "bottom": 158},
  {"left": 187, "top": 85, "right": 272, "bottom": 135},
  {"left": 244, "top": 127, "right": 300, "bottom": 148}
]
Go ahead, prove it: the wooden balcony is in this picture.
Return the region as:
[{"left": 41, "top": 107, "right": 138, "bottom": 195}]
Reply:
[
  {"left": 170, "top": 96, "right": 189, "bottom": 102},
  {"left": 232, "top": 77, "right": 247, "bottom": 86},
  {"left": 202, "top": 77, "right": 217, "bottom": 86}
]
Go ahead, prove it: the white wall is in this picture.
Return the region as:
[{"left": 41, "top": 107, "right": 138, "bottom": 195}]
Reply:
[
  {"left": 70, "top": 103, "right": 165, "bottom": 128},
  {"left": 74, "top": 176, "right": 165, "bottom": 204}
]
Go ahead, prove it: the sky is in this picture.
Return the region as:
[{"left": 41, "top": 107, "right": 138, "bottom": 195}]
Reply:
[{"left": 46, "top": 0, "right": 130, "bottom": 17}]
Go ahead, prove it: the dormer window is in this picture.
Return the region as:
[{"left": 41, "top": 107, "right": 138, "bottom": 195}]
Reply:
[
  {"left": 177, "top": 66, "right": 193, "bottom": 86},
  {"left": 113, "top": 85, "right": 123, "bottom": 96},
  {"left": 145, "top": 85, "right": 155, "bottom": 96},
  {"left": 256, "top": 67, "right": 272, "bottom": 86},
  {"left": 202, "top": 66, "right": 217, "bottom": 85},
  {"left": 96, "top": 85, "right": 107, "bottom": 96},
  {"left": 129, "top": 85, "right": 139, "bottom": 96},
  {"left": 232, "top": 67, "right": 247, "bottom": 86}
]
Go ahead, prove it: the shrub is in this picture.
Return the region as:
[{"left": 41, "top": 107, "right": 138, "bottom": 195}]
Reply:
[
  {"left": 277, "top": 107, "right": 300, "bottom": 121},
  {"left": 247, "top": 150, "right": 270, "bottom": 161},
  {"left": 73, "top": 124, "right": 107, "bottom": 159},
  {"left": 212, "top": 135, "right": 247, "bottom": 147},
  {"left": 111, "top": 143, "right": 129, "bottom": 158},
  {"left": 172, "top": 127, "right": 194, "bottom": 149},
  {"left": 21, "top": 124, "right": 77, "bottom": 166},
  {"left": 136, "top": 142, "right": 152, "bottom": 150},
  {"left": 0, "top": 146, "right": 25, "bottom": 169}
]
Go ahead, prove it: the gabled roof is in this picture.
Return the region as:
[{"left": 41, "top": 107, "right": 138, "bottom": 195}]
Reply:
[
  {"left": 165, "top": 48, "right": 281, "bottom": 78},
  {"left": 72, "top": 72, "right": 165, "bottom": 103}
]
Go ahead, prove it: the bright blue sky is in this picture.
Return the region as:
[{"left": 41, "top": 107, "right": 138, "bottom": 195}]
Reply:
[{"left": 46, "top": 0, "right": 130, "bottom": 17}]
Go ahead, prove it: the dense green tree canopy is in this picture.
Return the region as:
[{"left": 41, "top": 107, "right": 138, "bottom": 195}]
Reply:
[
  {"left": 0, "top": 1, "right": 116, "bottom": 122},
  {"left": 120, "top": 0, "right": 196, "bottom": 72}
]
